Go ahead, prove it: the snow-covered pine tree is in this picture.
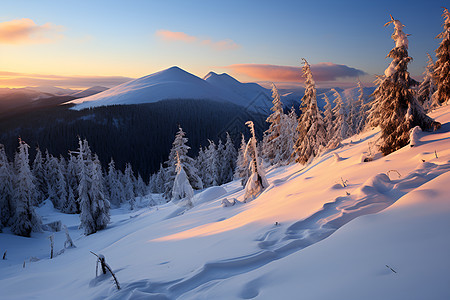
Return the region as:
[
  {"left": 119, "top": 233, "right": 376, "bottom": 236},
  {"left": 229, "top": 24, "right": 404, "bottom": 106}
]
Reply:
[
  {"left": 355, "top": 81, "right": 367, "bottom": 133},
  {"left": 54, "top": 156, "right": 68, "bottom": 211},
  {"left": 221, "top": 132, "right": 237, "bottom": 184},
  {"left": 346, "top": 97, "right": 356, "bottom": 138},
  {"left": 123, "top": 163, "right": 136, "bottom": 209},
  {"left": 216, "top": 139, "right": 225, "bottom": 185},
  {"left": 243, "top": 121, "right": 269, "bottom": 201},
  {"left": 234, "top": 134, "right": 250, "bottom": 186},
  {"left": 328, "top": 88, "right": 348, "bottom": 148},
  {"left": 262, "top": 83, "right": 284, "bottom": 165},
  {"left": 163, "top": 126, "right": 202, "bottom": 199},
  {"left": 418, "top": 53, "right": 436, "bottom": 110},
  {"left": 45, "top": 153, "right": 61, "bottom": 209},
  {"left": 153, "top": 164, "right": 166, "bottom": 193},
  {"left": 32, "top": 147, "right": 46, "bottom": 204},
  {"left": 135, "top": 173, "right": 147, "bottom": 198},
  {"left": 322, "top": 94, "right": 334, "bottom": 142},
  {"left": 76, "top": 138, "right": 110, "bottom": 235},
  {"left": 65, "top": 153, "right": 79, "bottom": 213},
  {"left": 293, "top": 59, "right": 327, "bottom": 164},
  {"left": 203, "top": 140, "right": 219, "bottom": 187},
  {"left": 105, "top": 159, "right": 122, "bottom": 207},
  {"left": 171, "top": 152, "right": 194, "bottom": 207},
  {"left": 0, "top": 144, "right": 14, "bottom": 228},
  {"left": 11, "top": 139, "right": 41, "bottom": 237},
  {"left": 368, "top": 15, "right": 440, "bottom": 155},
  {"left": 433, "top": 7, "right": 450, "bottom": 105}
]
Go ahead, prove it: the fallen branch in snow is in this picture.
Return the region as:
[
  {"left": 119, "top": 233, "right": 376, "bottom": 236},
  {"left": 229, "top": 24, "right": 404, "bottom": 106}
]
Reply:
[
  {"left": 2, "top": 250, "right": 6, "bottom": 260},
  {"left": 340, "top": 177, "right": 348, "bottom": 187},
  {"left": 48, "top": 234, "right": 54, "bottom": 259},
  {"left": 90, "top": 251, "right": 120, "bottom": 290},
  {"left": 435, "top": 150, "right": 438, "bottom": 158},
  {"left": 386, "top": 265, "right": 397, "bottom": 274}
]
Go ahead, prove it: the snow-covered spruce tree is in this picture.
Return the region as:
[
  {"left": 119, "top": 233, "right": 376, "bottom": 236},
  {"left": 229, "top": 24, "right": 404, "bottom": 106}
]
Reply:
[
  {"left": 163, "top": 126, "right": 202, "bottom": 199},
  {"left": 418, "top": 53, "right": 436, "bottom": 110},
  {"left": 244, "top": 121, "right": 269, "bottom": 202},
  {"left": 368, "top": 16, "right": 440, "bottom": 155},
  {"left": 123, "top": 163, "right": 136, "bottom": 209},
  {"left": 234, "top": 134, "right": 250, "bottom": 186},
  {"left": 45, "top": 153, "right": 61, "bottom": 208},
  {"left": 345, "top": 97, "right": 355, "bottom": 138},
  {"left": 329, "top": 88, "right": 349, "bottom": 148},
  {"left": 433, "top": 7, "right": 450, "bottom": 105},
  {"left": 262, "top": 83, "right": 284, "bottom": 165},
  {"left": 11, "top": 139, "right": 41, "bottom": 237},
  {"left": 105, "top": 159, "right": 123, "bottom": 207},
  {"left": 355, "top": 81, "right": 368, "bottom": 133},
  {"left": 0, "top": 144, "right": 15, "bottom": 227},
  {"left": 293, "top": 59, "right": 327, "bottom": 164},
  {"left": 54, "top": 156, "right": 68, "bottom": 211},
  {"left": 135, "top": 173, "right": 147, "bottom": 198},
  {"left": 220, "top": 132, "right": 237, "bottom": 184},
  {"left": 65, "top": 153, "right": 79, "bottom": 213},
  {"left": 76, "top": 138, "right": 110, "bottom": 235},
  {"left": 216, "top": 139, "right": 225, "bottom": 185},
  {"left": 32, "top": 147, "right": 46, "bottom": 204},
  {"left": 171, "top": 152, "right": 194, "bottom": 207},
  {"left": 203, "top": 140, "right": 219, "bottom": 187},
  {"left": 153, "top": 164, "right": 166, "bottom": 193}
]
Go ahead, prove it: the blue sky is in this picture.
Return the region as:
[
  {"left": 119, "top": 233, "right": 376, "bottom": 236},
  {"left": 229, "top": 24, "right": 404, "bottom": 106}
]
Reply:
[{"left": 0, "top": 0, "right": 447, "bottom": 88}]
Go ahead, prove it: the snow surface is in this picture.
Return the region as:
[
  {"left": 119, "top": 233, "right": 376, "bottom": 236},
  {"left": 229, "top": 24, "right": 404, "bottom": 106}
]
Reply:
[
  {"left": 1, "top": 106, "right": 449, "bottom": 299},
  {"left": 69, "top": 67, "right": 272, "bottom": 112}
]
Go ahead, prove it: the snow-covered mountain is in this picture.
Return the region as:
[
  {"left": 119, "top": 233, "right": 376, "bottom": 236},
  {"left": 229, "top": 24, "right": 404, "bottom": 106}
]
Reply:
[
  {"left": 0, "top": 105, "right": 448, "bottom": 299},
  {"left": 70, "top": 67, "right": 272, "bottom": 112}
]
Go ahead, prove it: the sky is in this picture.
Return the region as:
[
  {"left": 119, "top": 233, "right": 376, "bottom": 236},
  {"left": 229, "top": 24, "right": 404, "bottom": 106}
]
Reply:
[{"left": 0, "top": 0, "right": 447, "bottom": 89}]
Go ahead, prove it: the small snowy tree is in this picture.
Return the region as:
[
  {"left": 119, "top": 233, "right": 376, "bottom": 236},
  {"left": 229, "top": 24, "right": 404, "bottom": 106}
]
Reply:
[
  {"left": 322, "top": 94, "right": 334, "bottom": 142},
  {"left": 433, "top": 7, "right": 450, "bottom": 105},
  {"left": 171, "top": 152, "right": 194, "bottom": 207},
  {"left": 11, "top": 139, "right": 41, "bottom": 237},
  {"left": 355, "top": 81, "right": 368, "bottom": 133},
  {"left": 123, "top": 163, "right": 136, "bottom": 209},
  {"left": 65, "top": 153, "right": 79, "bottom": 212},
  {"left": 329, "top": 88, "right": 349, "bottom": 148},
  {"left": 293, "top": 59, "right": 327, "bottom": 164},
  {"left": 243, "top": 121, "right": 269, "bottom": 201},
  {"left": 203, "top": 140, "right": 219, "bottom": 187},
  {"left": 32, "top": 148, "right": 46, "bottom": 204},
  {"left": 105, "top": 159, "right": 123, "bottom": 207},
  {"left": 0, "top": 144, "right": 14, "bottom": 227},
  {"left": 368, "top": 15, "right": 440, "bottom": 155}
]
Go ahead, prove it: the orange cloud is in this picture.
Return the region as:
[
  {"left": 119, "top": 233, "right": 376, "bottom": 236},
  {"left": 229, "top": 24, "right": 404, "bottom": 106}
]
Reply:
[
  {"left": 0, "top": 18, "right": 64, "bottom": 44},
  {"left": 155, "top": 29, "right": 197, "bottom": 43},
  {"left": 156, "top": 29, "right": 240, "bottom": 51},
  {"left": 225, "top": 63, "right": 366, "bottom": 82}
]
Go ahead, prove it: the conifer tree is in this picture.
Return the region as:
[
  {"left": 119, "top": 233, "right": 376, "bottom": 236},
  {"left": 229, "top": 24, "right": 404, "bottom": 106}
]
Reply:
[
  {"left": 293, "top": 59, "right": 327, "bottom": 164},
  {"left": 355, "top": 81, "right": 367, "bottom": 133},
  {"left": 262, "top": 83, "right": 284, "bottom": 165},
  {"left": 234, "top": 134, "right": 250, "bottom": 186},
  {"left": 368, "top": 16, "right": 440, "bottom": 155},
  {"left": 123, "top": 163, "right": 136, "bottom": 209},
  {"left": 203, "top": 140, "right": 219, "bottom": 187},
  {"left": 171, "top": 152, "right": 194, "bottom": 207},
  {"left": 329, "top": 88, "right": 349, "bottom": 147},
  {"left": 76, "top": 138, "right": 110, "bottom": 235},
  {"left": 244, "top": 121, "right": 269, "bottom": 201},
  {"left": 65, "top": 153, "right": 79, "bottom": 213},
  {"left": 0, "top": 144, "right": 14, "bottom": 227},
  {"left": 164, "top": 126, "right": 202, "bottom": 199},
  {"left": 322, "top": 94, "right": 334, "bottom": 142},
  {"left": 418, "top": 53, "right": 436, "bottom": 109},
  {"left": 216, "top": 139, "right": 225, "bottom": 184},
  {"left": 221, "top": 132, "right": 237, "bottom": 184},
  {"left": 11, "top": 139, "right": 41, "bottom": 237},
  {"left": 433, "top": 7, "right": 450, "bottom": 105},
  {"left": 32, "top": 147, "right": 46, "bottom": 204},
  {"left": 106, "top": 159, "right": 123, "bottom": 206}
]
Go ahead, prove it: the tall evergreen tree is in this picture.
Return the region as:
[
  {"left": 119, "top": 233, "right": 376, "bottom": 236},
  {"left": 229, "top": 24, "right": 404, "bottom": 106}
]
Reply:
[
  {"left": 32, "top": 147, "right": 46, "bottom": 204},
  {"left": 322, "top": 94, "right": 334, "bottom": 142},
  {"left": 234, "top": 134, "right": 250, "bottom": 186},
  {"left": 355, "top": 81, "right": 368, "bottom": 133},
  {"left": 123, "top": 163, "right": 136, "bottom": 209},
  {"left": 163, "top": 126, "right": 202, "bottom": 199},
  {"left": 11, "top": 139, "right": 41, "bottom": 237},
  {"left": 171, "top": 152, "right": 194, "bottom": 207},
  {"left": 433, "top": 7, "right": 450, "bottom": 105},
  {"left": 0, "top": 144, "right": 14, "bottom": 228},
  {"left": 262, "top": 83, "right": 284, "bottom": 165},
  {"left": 293, "top": 59, "right": 327, "bottom": 164},
  {"left": 106, "top": 159, "right": 123, "bottom": 206},
  {"left": 203, "top": 140, "right": 219, "bottom": 187},
  {"left": 244, "top": 121, "right": 269, "bottom": 201},
  {"left": 368, "top": 16, "right": 440, "bottom": 155}
]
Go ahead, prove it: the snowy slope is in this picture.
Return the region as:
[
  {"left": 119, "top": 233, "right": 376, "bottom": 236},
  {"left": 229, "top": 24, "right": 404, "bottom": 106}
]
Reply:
[
  {"left": 70, "top": 67, "right": 272, "bottom": 111},
  {"left": 0, "top": 106, "right": 449, "bottom": 299},
  {"left": 71, "top": 86, "right": 109, "bottom": 98}
]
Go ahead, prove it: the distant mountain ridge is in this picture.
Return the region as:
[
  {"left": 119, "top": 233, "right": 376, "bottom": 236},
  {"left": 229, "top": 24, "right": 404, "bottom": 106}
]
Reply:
[{"left": 70, "top": 67, "right": 273, "bottom": 112}]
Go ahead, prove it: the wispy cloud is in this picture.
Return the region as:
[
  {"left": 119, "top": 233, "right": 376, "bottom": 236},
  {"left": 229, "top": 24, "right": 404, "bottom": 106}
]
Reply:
[
  {"left": 0, "top": 71, "right": 133, "bottom": 88},
  {"left": 224, "top": 63, "right": 366, "bottom": 82},
  {"left": 155, "top": 29, "right": 240, "bottom": 51},
  {"left": 0, "top": 18, "right": 64, "bottom": 44}
]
